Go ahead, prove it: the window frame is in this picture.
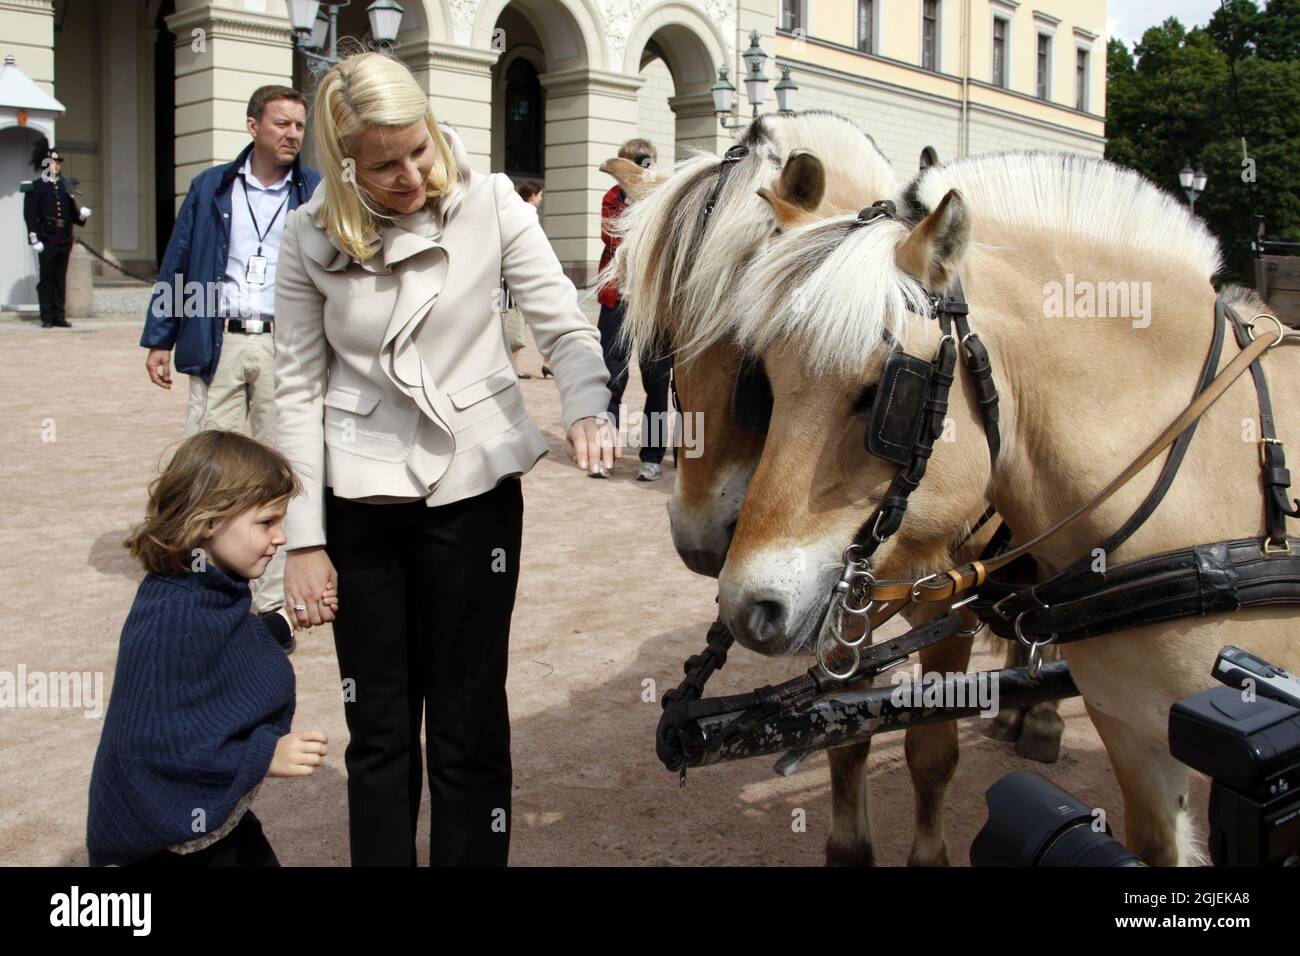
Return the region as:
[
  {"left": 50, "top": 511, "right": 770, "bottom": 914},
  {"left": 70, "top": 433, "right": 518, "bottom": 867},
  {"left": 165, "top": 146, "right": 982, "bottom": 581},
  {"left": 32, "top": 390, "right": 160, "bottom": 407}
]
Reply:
[
  {"left": 921, "top": 0, "right": 941, "bottom": 72},
  {"left": 1074, "top": 44, "right": 1089, "bottom": 111},
  {"left": 780, "top": 0, "right": 809, "bottom": 34},
  {"left": 856, "top": 0, "right": 878, "bottom": 55},
  {"left": 991, "top": 12, "right": 1010, "bottom": 89},
  {"left": 1035, "top": 30, "right": 1052, "bottom": 100}
]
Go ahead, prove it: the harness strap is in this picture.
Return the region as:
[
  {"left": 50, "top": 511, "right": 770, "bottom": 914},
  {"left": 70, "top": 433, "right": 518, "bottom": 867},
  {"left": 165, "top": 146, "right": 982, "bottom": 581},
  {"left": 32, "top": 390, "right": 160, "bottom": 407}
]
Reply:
[
  {"left": 1227, "top": 305, "right": 1300, "bottom": 551},
  {"left": 987, "top": 536, "right": 1300, "bottom": 644},
  {"left": 881, "top": 321, "right": 1281, "bottom": 610},
  {"left": 701, "top": 144, "right": 749, "bottom": 224}
]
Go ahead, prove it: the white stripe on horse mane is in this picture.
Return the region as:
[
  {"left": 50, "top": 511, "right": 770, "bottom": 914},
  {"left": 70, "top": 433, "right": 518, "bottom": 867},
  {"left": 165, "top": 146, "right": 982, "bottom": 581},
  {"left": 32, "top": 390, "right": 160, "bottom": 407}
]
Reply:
[
  {"left": 606, "top": 111, "right": 898, "bottom": 366},
  {"left": 734, "top": 151, "right": 1225, "bottom": 376},
  {"left": 910, "top": 150, "right": 1223, "bottom": 279}
]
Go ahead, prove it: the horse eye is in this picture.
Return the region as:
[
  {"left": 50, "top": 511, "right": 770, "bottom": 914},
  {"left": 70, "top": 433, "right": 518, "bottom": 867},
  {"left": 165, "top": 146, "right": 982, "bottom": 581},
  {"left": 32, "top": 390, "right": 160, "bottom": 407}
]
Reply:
[{"left": 852, "top": 384, "right": 877, "bottom": 415}]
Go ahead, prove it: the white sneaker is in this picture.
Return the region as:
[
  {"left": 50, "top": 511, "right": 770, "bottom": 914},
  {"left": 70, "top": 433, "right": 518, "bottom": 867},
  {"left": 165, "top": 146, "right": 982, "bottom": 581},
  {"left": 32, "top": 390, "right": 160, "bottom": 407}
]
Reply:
[{"left": 637, "top": 462, "right": 662, "bottom": 481}]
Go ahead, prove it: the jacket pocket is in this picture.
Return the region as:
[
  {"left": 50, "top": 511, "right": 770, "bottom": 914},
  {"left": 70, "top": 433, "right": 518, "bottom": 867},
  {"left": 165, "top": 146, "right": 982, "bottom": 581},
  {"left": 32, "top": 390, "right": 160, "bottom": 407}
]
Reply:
[
  {"left": 448, "top": 364, "right": 517, "bottom": 410},
  {"left": 323, "top": 385, "right": 415, "bottom": 462},
  {"left": 323, "top": 386, "right": 380, "bottom": 416}
]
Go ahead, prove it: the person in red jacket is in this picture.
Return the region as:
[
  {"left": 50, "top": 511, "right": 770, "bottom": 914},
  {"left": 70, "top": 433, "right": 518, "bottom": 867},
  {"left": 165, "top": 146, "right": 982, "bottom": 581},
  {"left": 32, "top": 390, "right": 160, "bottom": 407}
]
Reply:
[{"left": 595, "top": 138, "right": 673, "bottom": 481}]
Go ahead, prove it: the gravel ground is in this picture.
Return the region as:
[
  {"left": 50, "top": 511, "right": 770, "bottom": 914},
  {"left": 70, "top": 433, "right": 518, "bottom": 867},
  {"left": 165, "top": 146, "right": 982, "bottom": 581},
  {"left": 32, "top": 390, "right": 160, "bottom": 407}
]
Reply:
[{"left": 0, "top": 308, "right": 1152, "bottom": 867}]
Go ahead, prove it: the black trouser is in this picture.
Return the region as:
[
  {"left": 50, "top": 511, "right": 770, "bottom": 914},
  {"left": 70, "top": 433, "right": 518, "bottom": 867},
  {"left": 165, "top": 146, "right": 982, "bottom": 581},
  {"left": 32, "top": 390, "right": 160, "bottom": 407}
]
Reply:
[
  {"left": 597, "top": 298, "right": 674, "bottom": 464},
  {"left": 128, "top": 811, "right": 279, "bottom": 867},
  {"left": 325, "top": 479, "right": 521, "bottom": 867},
  {"left": 37, "top": 242, "right": 71, "bottom": 324}
]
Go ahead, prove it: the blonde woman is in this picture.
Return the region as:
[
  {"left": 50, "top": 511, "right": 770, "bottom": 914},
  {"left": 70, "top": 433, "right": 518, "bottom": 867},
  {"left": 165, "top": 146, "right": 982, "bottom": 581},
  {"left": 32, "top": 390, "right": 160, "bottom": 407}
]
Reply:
[{"left": 274, "top": 53, "right": 616, "bottom": 866}]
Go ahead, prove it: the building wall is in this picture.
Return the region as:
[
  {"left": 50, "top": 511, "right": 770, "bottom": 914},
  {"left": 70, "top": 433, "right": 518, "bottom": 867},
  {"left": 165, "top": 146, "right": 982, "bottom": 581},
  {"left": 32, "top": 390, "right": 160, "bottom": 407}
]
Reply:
[
  {"left": 776, "top": 0, "right": 1106, "bottom": 175},
  {"left": 636, "top": 55, "right": 676, "bottom": 172},
  {"left": 5, "top": 0, "right": 1109, "bottom": 283}
]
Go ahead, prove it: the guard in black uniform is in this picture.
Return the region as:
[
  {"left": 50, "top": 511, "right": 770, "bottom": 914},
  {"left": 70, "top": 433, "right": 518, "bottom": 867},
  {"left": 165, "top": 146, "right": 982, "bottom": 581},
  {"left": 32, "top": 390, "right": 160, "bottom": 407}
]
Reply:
[{"left": 23, "top": 148, "right": 91, "bottom": 328}]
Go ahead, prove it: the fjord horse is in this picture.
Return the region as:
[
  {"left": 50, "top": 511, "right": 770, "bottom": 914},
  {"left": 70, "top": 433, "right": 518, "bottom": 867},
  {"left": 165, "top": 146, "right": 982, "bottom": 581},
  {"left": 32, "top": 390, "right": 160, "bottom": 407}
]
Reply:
[{"left": 718, "top": 151, "right": 1299, "bottom": 865}]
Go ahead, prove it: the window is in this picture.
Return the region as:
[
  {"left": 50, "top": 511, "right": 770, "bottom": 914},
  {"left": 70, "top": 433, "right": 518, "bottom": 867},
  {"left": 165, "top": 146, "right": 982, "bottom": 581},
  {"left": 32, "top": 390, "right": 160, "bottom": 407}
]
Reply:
[
  {"left": 1075, "top": 47, "right": 1089, "bottom": 111},
  {"left": 922, "top": 0, "right": 939, "bottom": 71},
  {"left": 992, "top": 16, "right": 1008, "bottom": 88},
  {"left": 857, "top": 0, "right": 874, "bottom": 53},
  {"left": 1036, "top": 33, "right": 1051, "bottom": 100},
  {"left": 781, "top": 0, "right": 803, "bottom": 33}
]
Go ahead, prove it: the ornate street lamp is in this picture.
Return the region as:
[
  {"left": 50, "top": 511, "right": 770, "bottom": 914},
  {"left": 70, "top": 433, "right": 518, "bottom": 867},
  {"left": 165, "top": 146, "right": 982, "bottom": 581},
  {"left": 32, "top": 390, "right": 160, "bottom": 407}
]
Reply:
[
  {"left": 712, "top": 30, "right": 797, "bottom": 129},
  {"left": 1179, "top": 159, "right": 1208, "bottom": 214},
  {"left": 284, "top": 0, "right": 405, "bottom": 77}
]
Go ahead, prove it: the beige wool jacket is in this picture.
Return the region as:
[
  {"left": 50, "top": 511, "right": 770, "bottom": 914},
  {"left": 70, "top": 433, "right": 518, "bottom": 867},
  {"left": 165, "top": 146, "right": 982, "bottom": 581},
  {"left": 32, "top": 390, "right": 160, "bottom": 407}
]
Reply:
[{"left": 273, "top": 124, "right": 610, "bottom": 549}]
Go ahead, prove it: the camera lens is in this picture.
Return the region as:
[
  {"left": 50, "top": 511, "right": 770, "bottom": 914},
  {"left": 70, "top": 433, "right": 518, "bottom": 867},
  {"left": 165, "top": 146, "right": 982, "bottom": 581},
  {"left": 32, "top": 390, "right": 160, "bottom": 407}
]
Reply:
[{"left": 972, "top": 770, "right": 1141, "bottom": 866}]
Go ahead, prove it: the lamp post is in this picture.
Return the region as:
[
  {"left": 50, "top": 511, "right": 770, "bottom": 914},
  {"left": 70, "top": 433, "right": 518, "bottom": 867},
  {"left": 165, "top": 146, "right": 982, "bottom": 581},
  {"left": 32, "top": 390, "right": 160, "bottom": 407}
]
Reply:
[
  {"left": 284, "top": 0, "right": 405, "bottom": 77},
  {"left": 1179, "top": 159, "right": 1208, "bottom": 215},
  {"left": 711, "top": 30, "right": 797, "bottom": 130}
]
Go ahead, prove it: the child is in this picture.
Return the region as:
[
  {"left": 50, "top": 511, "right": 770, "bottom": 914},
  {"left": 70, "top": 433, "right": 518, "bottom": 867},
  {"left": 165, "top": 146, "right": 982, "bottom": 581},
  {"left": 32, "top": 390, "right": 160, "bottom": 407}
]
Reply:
[{"left": 87, "top": 430, "right": 336, "bottom": 866}]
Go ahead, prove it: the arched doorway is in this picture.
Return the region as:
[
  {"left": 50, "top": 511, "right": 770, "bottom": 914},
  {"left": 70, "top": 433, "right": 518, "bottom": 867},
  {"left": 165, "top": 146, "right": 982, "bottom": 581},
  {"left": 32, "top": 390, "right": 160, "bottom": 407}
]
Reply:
[{"left": 503, "top": 57, "right": 543, "bottom": 181}]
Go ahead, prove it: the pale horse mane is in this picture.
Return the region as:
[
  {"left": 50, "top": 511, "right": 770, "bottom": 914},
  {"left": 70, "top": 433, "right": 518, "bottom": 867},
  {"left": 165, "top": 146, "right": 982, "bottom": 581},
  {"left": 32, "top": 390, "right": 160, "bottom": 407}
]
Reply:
[
  {"left": 603, "top": 109, "right": 897, "bottom": 365},
  {"left": 734, "top": 151, "right": 1227, "bottom": 377}
]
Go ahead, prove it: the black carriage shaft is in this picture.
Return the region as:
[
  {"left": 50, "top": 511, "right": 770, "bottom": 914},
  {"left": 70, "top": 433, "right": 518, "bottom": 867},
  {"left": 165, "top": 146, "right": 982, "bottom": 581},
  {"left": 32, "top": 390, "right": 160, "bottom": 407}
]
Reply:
[{"left": 671, "top": 662, "right": 1079, "bottom": 770}]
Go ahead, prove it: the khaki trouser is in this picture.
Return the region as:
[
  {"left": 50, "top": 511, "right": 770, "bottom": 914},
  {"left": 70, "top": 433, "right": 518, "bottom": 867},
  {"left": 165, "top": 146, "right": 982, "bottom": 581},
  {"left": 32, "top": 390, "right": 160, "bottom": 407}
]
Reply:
[{"left": 182, "top": 329, "right": 284, "bottom": 615}]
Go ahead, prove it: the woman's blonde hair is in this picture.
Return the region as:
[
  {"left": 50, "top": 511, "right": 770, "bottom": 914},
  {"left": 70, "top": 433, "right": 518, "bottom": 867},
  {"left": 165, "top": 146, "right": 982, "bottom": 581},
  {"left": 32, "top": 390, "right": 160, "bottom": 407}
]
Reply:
[
  {"left": 313, "top": 52, "right": 459, "bottom": 261},
  {"left": 124, "top": 431, "right": 301, "bottom": 576}
]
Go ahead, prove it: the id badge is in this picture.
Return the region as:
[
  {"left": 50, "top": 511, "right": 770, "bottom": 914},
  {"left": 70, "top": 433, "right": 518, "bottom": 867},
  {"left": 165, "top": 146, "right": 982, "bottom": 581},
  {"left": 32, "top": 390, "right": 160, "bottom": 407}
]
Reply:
[{"left": 246, "top": 254, "right": 268, "bottom": 286}]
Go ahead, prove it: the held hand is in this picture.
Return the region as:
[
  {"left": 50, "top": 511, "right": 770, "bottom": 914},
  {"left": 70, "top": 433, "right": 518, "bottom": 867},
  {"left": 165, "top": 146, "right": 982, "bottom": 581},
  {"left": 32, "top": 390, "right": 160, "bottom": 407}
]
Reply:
[
  {"left": 31, "top": 239, "right": 44, "bottom": 254},
  {"left": 286, "top": 583, "right": 339, "bottom": 633},
  {"left": 146, "top": 348, "right": 172, "bottom": 389},
  {"left": 285, "top": 546, "right": 339, "bottom": 630},
  {"left": 566, "top": 415, "right": 621, "bottom": 476},
  {"left": 267, "top": 730, "right": 329, "bottom": 778},
  {"left": 80, "top": 206, "right": 92, "bottom": 220},
  {"left": 27, "top": 232, "right": 38, "bottom": 246}
]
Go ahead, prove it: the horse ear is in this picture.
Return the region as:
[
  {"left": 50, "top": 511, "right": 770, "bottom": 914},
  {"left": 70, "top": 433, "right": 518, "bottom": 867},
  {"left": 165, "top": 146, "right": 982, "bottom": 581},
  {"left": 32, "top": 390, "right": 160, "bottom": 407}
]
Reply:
[
  {"left": 775, "top": 149, "right": 826, "bottom": 211},
  {"left": 598, "top": 157, "right": 661, "bottom": 200},
  {"left": 894, "top": 189, "right": 969, "bottom": 292},
  {"left": 755, "top": 186, "right": 815, "bottom": 229},
  {"left": 755, "top": 150, "right": 826, "bottom": 229}
]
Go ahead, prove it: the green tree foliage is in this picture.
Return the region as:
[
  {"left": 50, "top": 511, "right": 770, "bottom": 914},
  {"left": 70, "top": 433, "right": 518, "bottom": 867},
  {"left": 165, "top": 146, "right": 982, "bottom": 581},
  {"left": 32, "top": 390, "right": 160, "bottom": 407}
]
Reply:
[{"left": 1105, "top": 1, "right": 1300, "bottom": 283}]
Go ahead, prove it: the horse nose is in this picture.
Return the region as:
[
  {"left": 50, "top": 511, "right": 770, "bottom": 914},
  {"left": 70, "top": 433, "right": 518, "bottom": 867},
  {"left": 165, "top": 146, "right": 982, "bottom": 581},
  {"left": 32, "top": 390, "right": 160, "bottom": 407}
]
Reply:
[
  {"left": 723, "top": 592, "right": 790, "bottom": 646},
  {"left": 675, "top": 546, "right": 725, "bottom": 578}
]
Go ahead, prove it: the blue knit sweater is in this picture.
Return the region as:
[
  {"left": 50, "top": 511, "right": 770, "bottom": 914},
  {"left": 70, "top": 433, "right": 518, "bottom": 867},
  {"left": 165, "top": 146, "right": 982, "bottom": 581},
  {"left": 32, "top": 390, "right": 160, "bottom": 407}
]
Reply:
[{"left": 86, "top": 565, "right": 295, "bottom": 866}]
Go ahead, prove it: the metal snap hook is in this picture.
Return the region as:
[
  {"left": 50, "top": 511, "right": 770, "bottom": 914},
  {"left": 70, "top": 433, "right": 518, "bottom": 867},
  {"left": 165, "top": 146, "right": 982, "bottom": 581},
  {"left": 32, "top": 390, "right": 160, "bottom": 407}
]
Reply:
[{"left": 816, "top": 635, "right": 860, "bottom": 681}]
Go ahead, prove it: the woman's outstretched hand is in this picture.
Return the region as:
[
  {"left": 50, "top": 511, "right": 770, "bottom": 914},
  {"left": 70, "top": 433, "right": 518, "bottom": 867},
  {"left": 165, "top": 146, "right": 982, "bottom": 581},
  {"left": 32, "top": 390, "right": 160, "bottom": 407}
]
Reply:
[{"left": 566, "top": 415, "right": 620, "bottom": 476}]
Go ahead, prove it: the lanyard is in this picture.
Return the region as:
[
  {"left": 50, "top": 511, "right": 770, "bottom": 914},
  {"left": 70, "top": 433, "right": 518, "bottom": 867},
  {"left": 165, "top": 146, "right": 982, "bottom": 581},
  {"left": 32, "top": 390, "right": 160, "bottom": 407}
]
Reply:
[{"left": 238, "top": 173, "right": 290, "bottom": 257}]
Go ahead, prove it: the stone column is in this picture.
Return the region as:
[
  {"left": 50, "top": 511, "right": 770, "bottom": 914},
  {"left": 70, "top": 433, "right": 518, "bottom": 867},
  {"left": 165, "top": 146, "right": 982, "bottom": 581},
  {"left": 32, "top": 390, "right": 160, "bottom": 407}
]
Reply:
[
  {"left": 166, "top": 0, "right": 295, "bottom": 212},
  {"left": 668, "top": 89, "right": 730, "bottom": 161},
  {"left": 400, "top": 39, "right": 498, "bottom": 174},
  {"left": 538, "top": 67, "right": 642, "bottom": 287}
]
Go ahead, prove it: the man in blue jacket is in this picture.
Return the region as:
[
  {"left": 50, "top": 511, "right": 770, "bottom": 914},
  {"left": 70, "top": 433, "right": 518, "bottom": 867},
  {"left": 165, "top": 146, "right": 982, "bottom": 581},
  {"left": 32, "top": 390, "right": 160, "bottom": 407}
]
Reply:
[{"left": 141, "top": 85, "right": 320, "bottom": 628}]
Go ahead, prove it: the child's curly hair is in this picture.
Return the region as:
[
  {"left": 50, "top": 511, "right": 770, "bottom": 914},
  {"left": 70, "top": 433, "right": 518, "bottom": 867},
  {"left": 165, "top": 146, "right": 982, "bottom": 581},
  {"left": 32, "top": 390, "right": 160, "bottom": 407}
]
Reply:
[{"left": 124, "top": 431, "right": 301, "bottom": 575}]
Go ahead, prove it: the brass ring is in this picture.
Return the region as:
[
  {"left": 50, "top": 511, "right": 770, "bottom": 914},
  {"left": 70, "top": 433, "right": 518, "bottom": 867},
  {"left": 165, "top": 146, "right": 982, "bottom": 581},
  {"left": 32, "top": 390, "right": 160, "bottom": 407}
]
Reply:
[{"left": 1245, "top": 313, "right": 1286, "bottom": 348}]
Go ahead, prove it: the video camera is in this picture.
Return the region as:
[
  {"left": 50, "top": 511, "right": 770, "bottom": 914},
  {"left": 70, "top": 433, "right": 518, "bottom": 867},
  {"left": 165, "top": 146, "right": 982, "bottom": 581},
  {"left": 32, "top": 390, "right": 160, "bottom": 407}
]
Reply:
[{"left": 971, "top": 646, "right": 1300, "bottom": 866}]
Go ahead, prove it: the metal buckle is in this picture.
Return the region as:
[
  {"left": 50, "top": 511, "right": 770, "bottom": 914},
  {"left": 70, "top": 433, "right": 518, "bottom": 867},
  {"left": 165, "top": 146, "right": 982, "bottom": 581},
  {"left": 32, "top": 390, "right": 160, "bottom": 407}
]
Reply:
[
  {"left": 1264, "top": 537, "right": 1292, "bottom": 556},
  {"left": 1260, "top": 436, "right": 1284, "bottom": 468},
  {"left": 910, "top": 572, "right": 940, "bottom": 602}
]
